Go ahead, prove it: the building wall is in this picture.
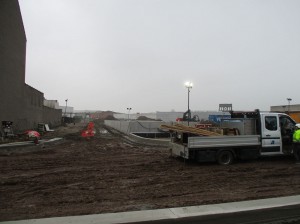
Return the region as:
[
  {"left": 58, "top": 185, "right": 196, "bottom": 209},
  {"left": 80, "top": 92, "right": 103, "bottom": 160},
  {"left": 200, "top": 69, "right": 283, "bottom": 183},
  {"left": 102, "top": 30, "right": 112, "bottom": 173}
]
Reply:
[
  {"left": 104, "top": 120, "right": 172, "bottom": 134},
  {"left": 44, "top": 100, "right": 60, "bottom": 109},
  {"left": 270, "top": 104, "right": 300, "bottom": 113},
  {"left": 0, "top": 0, "right": 27, "bottom": 124},
  {"left": 0, "top": 0, "right": 62, "bottom": 132},
  {"left": 43, "top": 106, "right": 62, "bottom": 128},
  {"left": 289, "top": 113, "right": 300, "bottom": 123},
  {"left": 17, "top": 84, "right": 44, "bottom": 130}
]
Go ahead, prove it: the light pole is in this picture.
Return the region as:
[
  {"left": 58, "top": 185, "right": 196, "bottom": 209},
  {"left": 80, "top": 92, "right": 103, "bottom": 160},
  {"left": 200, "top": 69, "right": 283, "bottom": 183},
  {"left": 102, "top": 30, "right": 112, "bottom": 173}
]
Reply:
[
  {"left": 287, "top": 98, "right": 292, "bottom": 114},
  {"left": 185, "top": 81, "right": 193, "bottom": 126},
  {"left": 127, "top": 107, "right": 132, "bottom": 120},
  {"left": 65, "top": 99, "right": 68, "bottom": 117}
]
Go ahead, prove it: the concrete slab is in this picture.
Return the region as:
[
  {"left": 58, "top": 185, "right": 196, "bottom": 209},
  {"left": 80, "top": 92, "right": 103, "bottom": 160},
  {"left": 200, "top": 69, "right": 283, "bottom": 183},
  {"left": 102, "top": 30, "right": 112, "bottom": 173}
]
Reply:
[{"left": 1, "top": 195, "right": 300, "bottom": 224}]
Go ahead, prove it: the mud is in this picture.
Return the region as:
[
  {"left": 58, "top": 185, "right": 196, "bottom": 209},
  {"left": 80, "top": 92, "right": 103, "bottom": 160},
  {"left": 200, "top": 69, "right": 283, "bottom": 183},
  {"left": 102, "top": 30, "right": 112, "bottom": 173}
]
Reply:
[{"left": 1, "top": 122, "right": 300, "bottom": 221}]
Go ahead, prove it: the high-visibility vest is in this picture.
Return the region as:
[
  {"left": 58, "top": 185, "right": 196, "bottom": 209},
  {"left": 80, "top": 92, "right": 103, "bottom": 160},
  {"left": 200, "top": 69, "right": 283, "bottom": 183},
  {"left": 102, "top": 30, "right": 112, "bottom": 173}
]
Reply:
[{"left": 293, "top": 129, "right": 300, "bottom": 142}]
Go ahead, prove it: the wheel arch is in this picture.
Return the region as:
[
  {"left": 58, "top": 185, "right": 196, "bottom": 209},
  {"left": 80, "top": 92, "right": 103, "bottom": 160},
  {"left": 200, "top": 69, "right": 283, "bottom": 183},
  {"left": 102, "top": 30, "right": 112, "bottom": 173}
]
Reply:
[{"left": 216, "top": 148, "right": 237, "bottom": 158}]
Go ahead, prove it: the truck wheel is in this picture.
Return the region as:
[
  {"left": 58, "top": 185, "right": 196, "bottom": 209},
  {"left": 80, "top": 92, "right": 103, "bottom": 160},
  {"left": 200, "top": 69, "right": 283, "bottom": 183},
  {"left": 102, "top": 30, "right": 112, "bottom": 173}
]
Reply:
[{"left": 217, "top": 150, "right": 234, "bottom": 165}]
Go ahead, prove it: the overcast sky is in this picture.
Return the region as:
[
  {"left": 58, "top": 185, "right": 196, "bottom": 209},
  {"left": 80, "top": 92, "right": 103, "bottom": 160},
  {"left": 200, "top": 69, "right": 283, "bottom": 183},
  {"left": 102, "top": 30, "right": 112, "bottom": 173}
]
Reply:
[{"left": 19, "top": 0, "right": 300, "bottom": 113}]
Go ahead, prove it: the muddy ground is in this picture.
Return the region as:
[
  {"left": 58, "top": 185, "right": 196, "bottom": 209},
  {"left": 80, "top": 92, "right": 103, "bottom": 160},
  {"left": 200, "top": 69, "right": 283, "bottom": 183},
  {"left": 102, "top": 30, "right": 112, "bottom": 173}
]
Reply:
[{"left": 1, "top": 122, "right": 300, "bottom": 221}]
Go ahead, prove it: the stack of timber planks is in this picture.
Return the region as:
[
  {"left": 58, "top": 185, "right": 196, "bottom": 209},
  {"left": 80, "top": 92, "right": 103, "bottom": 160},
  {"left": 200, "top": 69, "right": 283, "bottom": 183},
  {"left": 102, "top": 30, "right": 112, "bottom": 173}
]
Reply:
[{"left": 160, "top": 123, "right": 222, "bottom": 137}]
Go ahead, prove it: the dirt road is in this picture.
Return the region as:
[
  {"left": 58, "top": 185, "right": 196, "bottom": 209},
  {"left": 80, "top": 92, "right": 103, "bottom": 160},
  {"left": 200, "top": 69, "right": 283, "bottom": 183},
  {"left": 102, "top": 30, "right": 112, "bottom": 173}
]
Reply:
[{"left": 1, "top": 122, "right": 300, "bottom": 221}]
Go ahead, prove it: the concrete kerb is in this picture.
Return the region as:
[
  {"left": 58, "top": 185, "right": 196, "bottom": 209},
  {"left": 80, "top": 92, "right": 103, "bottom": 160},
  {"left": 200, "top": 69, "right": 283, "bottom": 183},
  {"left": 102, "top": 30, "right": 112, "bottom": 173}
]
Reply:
[
  {"left": 0, "top": 138, "right": 63, "bottom": 149},
  {"left": 2, "top": 195, "right": 300, "bottom": 224},
  {"left": 169, "top": 195, "right": 300, "bottom": 218}
]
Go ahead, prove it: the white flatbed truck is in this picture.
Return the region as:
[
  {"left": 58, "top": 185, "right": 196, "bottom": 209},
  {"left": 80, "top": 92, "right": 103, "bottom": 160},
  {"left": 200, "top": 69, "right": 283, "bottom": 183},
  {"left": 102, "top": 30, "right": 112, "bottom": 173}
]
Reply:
[{"left": 170, "top": 110, "right": 297, "bottom": 165}]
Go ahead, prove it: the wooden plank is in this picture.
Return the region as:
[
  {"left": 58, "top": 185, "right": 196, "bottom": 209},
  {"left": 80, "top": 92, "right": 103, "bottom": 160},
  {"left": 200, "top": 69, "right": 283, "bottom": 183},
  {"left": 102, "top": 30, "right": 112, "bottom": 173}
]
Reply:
[{"left": 160, "top": 124, "right": 221, "bottom": 136}]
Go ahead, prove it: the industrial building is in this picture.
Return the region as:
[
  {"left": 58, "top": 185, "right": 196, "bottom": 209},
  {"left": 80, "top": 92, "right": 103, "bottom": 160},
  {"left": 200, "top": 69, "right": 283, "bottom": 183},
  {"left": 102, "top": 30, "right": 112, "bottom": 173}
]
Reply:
[
  {"left": 271, "top": 104, "right": 300, "bottom": 123},
  {"left": 0, "top": 0, "right": 61, "bottom": 132}
]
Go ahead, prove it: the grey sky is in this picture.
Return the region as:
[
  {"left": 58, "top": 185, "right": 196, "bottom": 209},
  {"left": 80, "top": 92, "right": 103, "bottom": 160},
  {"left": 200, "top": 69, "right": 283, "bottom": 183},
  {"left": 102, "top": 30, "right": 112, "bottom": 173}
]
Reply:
[{"left": 19, "top": 0, "right": 300, "bottom": 114}]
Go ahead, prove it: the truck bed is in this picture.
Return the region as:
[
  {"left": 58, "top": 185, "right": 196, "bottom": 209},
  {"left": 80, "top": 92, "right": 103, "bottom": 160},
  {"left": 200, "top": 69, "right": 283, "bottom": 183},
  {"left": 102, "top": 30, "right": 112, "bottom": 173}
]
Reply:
[
  {"left": 188, "top": 135, "right": 261, "bottom": 148},
  {"left": 170, "top": 135, "right": 261, "bottom": 159}
]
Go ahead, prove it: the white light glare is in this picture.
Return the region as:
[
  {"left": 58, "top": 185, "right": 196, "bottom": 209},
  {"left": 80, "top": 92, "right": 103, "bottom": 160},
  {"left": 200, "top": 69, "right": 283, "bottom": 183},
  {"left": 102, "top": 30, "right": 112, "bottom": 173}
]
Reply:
[{"left": 185, "top": 81, "right": 193, "bottom": 88}]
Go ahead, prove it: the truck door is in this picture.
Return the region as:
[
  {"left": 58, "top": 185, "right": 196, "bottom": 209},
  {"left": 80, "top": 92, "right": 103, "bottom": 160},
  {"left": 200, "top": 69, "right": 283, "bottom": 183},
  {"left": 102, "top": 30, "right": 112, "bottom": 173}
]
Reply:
[
  {"left": 279, "top": 115, "right": 295, "bottom": 154},
  {"left": 261, "top": 115, "right": 282, "bottom": 155}
]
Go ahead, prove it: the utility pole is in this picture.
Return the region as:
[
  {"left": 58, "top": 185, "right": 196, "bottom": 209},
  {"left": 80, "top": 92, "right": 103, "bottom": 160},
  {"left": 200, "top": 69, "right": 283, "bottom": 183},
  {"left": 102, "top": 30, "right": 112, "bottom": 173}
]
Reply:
[
  {"left": 287, "top": 98, "right": 292, "bottom": 114},
  {"left": 185, "top": 82, "right": 193, "bottom": 126},
  {"left": 65, "top": 99, "right": 68, "bottom": 116}
]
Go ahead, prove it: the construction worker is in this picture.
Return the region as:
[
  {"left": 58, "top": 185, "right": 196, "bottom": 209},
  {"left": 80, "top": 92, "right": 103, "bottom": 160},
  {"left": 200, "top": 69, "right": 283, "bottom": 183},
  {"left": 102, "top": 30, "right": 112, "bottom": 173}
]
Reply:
[{"left": 293, "top": 124, "right": 300, "bottom": 163}]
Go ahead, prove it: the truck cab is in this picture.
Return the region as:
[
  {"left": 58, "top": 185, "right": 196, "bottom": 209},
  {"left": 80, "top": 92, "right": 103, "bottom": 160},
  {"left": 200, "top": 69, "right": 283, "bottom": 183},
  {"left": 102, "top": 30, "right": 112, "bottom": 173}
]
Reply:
[
  {"left": 227, "top": 110, "right": 296, "bottom": 155},
  {"left": 260, "top": 112, "right": 295, "bottom": 156}
]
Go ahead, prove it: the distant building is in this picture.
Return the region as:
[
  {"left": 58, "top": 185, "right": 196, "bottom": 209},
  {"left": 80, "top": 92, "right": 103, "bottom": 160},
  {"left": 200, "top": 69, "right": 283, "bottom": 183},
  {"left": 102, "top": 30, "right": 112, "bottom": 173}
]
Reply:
[
  {"left": 270, "top": 104, "right": 300, "bottom": 123},
  {"left": 0, "top": 0, "right": 61, "bottom": 131},
  {"left": 59, "top": 106, "right": 74, "bottom": 117},
  {"left": 270, "top": 104, "right": 300, "bottom": 113}
]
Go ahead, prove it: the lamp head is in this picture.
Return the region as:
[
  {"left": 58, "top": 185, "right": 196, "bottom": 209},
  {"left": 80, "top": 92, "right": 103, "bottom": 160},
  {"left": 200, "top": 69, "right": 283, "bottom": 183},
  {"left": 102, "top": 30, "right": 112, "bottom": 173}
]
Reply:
[{"left": 185, "top": 81, "right": 193, "bottom": 88}]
